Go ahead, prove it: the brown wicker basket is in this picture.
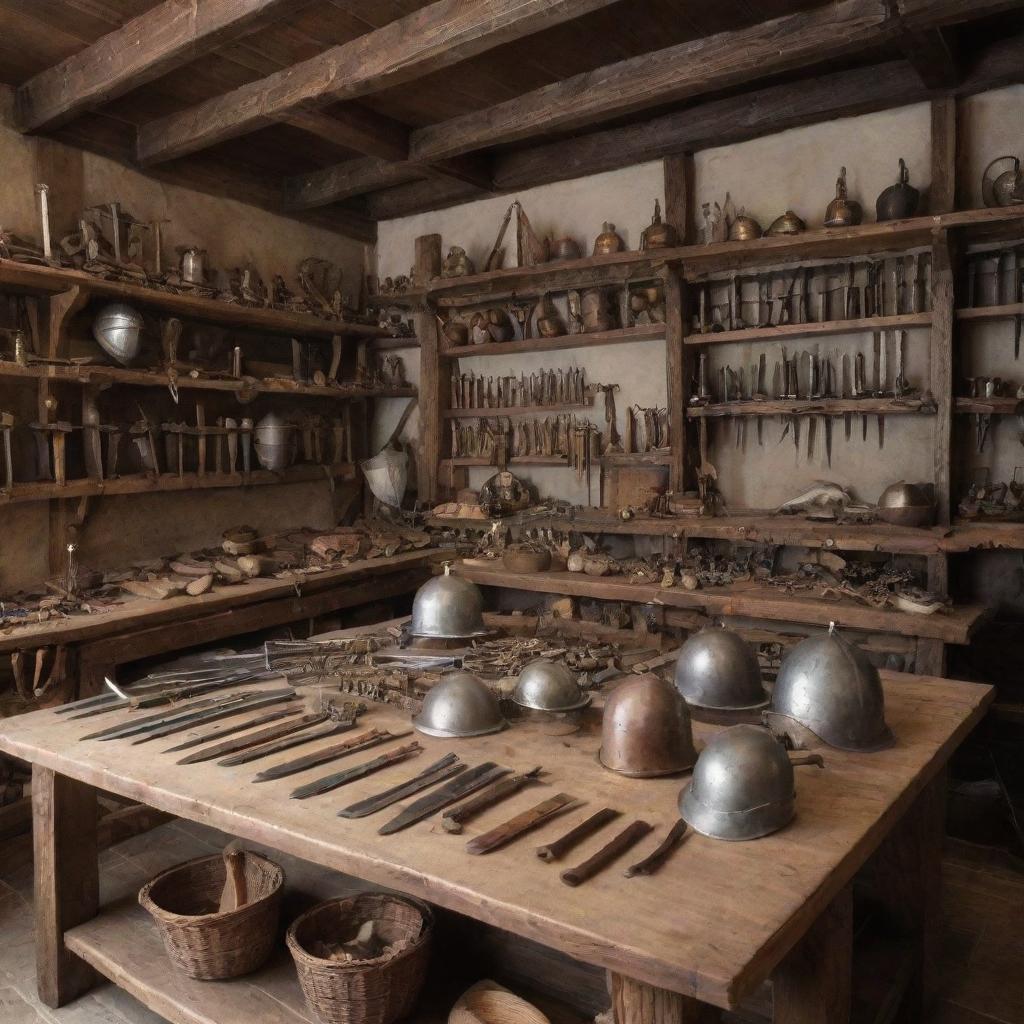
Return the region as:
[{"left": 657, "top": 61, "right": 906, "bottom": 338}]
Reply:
[
  {"left": 286, "top": 893, "right": 433, "bottom": 1024},
  {"left": 138, "top": 851, "right": 284, "bottom": 981}
]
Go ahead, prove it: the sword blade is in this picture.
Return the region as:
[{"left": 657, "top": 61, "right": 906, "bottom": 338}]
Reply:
[{"left": 339, "top": 755, "right": 465, "bottom": 818}]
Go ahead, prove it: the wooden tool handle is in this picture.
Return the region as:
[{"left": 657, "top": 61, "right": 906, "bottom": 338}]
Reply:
[
  {"left": 560, "top": 820, "right": 653, "bottom": 887},
  {"left": 624, "top": 820, "right": 689, "bottom": 878},
  {"left": 536, "top": 807, "right": 619, "bottom": 862}
]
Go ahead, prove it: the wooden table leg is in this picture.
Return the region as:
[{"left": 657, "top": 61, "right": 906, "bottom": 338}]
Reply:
[
  {"left": 871, "top": 770, "right": 945, "bottom": 1021},
  {"left": 608, "top": 972, "right": 717, "bottom": 1023},
  {"left": 32, "top": 765, "right": 99, "bottom": 1008},
  {"left": 773, "top": 884, "right": 853, "bottom": 1024}
]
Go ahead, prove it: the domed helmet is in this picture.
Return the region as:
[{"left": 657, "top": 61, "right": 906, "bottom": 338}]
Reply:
[
  {"left": 599, "top": 674, "right": 697, "bottom": 777},
  {"left": 679, "top": 725, "right": 797, "bottom": 841},
  {"left": 513, "top": 660, "right": 589, "bottom": 713},
  {"left": 764, "top": 622, "right": 893, "bottom": 752},
  {"left": 413, "top": 671, "right": 505, "bottom": 738},
  {"left": 253, "top": 411, "right": 297, "bottom": 471},
  {"left": 409, "top": 565, "right": 488, "bottom": 640},
  {"left": 674, "top": 625, "right": 767, "bottom": 711},
  {"left": 92, "top": 302, "right": 143, "bottom": 366}
]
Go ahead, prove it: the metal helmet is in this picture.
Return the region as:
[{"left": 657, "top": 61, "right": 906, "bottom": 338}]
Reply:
[
  {"left": 599, "top": 673, "right": 697, "bottom": 777},
  {"left": 513, "top": 660, "right": 590, "bottom": 713},
  {"left": 413, "top": 671, "right": 506, "bottom": 738},
  {"left": 254, "top": 411, "right": 297, "bottom": 472},
  {"left": 92, "top": 302, "right": 143, "bottom": 366},
  {"left": 765, "top": 622, "right": 893, "bottom": 752},
  {"left": 673, "top": 626, "right": 767, "bottom": 711},
  {"left": 409, "top": 565, "right": 488, "bottom": 640},
  {"left": 679, "top": 725, "right": 795, "bottom": 841}
]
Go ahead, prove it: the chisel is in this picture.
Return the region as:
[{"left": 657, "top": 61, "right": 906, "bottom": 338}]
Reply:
[
  {"left": 465, "top": 794, "right": 580, "bottom": 855},
  {"left": 560, "top": 820, "right": 654, "bottom": 887},
  {"left": 291, "top": 741, "right": 423, "bottom": 800},
  {"left": 339, "top": 755, "right": 465, "bottom": 819}
]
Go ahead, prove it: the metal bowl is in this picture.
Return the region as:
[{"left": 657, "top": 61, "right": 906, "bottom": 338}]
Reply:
[
  {"left": 513, "top": 660, "right": 590, "bottom": 713},
  {"left": 876, "top": 481, "right": 933, "bottom": 527},
  {"left": 409, "top": 566, "right": 488, "bottom": 640},
  {"left": 413, "top": 671, "right": 506, "bottom": 738},
  {"left": 674, "top": 626, "right": 767, "bottom": 711},
  {"left": 92, "top": 302, "right": 143, "bottom": 366}
]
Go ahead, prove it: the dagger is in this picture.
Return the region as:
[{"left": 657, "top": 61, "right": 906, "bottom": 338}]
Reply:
[
  {"left": 254, "top": 728, "right": 408, "bottom": 782},
  {"left": 130, "top": 690, "right": 298, "bottom": 744},
  {"left": 176, "top": 711, "right": 328, "bottom": 765},
  {"left": 290, "top": 741, "right": 423, "bottom": 800},
  {"left": 339, "top": 754, "right": 464, "bottom": 819},
  {"left": 81, "top": 691, "right": 257, "bottom": 740},
  {"left": 163, "top": 706, "right": 304, "bottom": 753},
  {"left": 218, "top": 718, "right": 356, "bottom": 767}
]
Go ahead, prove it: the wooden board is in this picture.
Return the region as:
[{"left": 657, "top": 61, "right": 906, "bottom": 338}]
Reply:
[
  {"left": 0, "top": 670, "right": 993, "bottom": 1010},
  {"left": 441, "top": 325, "right": 664, "bottom": 359},
  {"left": 684, "top": 312, "right": 932, "bottom": 347},
  {"left": 455, "top": 564, "right": 987, "bottom": 644}
]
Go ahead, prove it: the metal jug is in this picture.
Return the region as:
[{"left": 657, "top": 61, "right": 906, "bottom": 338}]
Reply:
[
  {"left": 875, "top": 158, "right": 920, "bottom": 222},
  {"left": 982, "top": 156, "right": 1024, "bottom": 208}
]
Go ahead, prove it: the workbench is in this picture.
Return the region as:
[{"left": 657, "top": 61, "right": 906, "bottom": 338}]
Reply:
[{"left": 0, "top": 658, "right": 992, "bottom": 1023}]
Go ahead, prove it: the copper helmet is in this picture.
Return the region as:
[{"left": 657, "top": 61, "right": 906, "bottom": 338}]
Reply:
[
  {"left": 674, "top": 625, "right": 767, "bottom": 711},
  {"left": 599, "top": 673, "right": 698, "bottom": 777}
]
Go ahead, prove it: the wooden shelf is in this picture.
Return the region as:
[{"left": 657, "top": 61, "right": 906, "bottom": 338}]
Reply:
[
  {"left": 442, "top": 456, "right": 568, "bottom": 468},
  {"left": 370, "top": 335, "right": 421, "bottom": 350},
  {"left": 687, "top": 396, "right": 936, "bottom": 418},
  {"left": 455, "top": 562, "right": 988, "bottom": 644},
  {"left": 444, "top": 401, "right": 593, "bottom": 419},
  {"left": 0, "top": 463, "right": 355, "bottom": 506},
  {"left": 0, "top": 259, "right": 386, "bottom": 340},
  {"left": 956, "top": 303, "right": 1024, "bottom": 324},
  {"left": 599, "top": 450, "right": 672, "bottom": 466},
  {"left": 684, "top": 312, "right": 932, "bottom": 346},
  {"left": 946, "top": 520, "right": 1024, "bottom": 551},
  {"left": 954, "top": 396, "right": 1021, "bottom": 415},
  {"left": 367, "top": 289, "right": 428, "bottom": 308},
  {"left": 441, "top": 324, "right": 664, "bottom": 359}
]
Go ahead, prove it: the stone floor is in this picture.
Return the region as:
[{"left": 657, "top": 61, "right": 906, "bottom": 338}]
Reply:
[{"left": 0, "top": 821, "right": 1021, "bottom": 1023}]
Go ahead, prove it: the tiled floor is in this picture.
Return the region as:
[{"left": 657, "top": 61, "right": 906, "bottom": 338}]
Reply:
[{"left": 0, "top": 823, "right": 1021, "bottom": 1023}]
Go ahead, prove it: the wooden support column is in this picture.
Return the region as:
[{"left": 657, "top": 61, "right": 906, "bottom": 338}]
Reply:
[
  {"left": 663, "top": 153, "right": 695, "bottom": 245},
  {"left": 414, "top": 233, "right": 444, "bottom": 503},
  {"left": 608, "top": 972, "right": 715, "bottom": 1024},
  {"left": 772, "top": 885, "right": 853, "bottom": 1024},
  {"left": 930, "top": 97, "right": 958, "bottom": 214},
  {"left": 33, "top": 766, "right": 99, "bottom": 1008}
]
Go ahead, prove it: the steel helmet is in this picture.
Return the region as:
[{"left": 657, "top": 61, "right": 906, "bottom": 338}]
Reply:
[
  {"left": 92, "top": 302, "right": 143, "bottom": 366},
  {"left": 513, "top": 660, "right": 589, "bottom": 713},
  {"left": 599, "top": 673, "right": 697, "bottom": 777},
  {"left": 409, "top": 565, "right": 488, "bottom": 640},
  {"left": 674, "top": 625, "right": 767, "bottom": 711},
  {"left": 765, "top": 622, "right": 893, "bottom": 752},
  {"left": 413, "top": 671, "right": 505, "bottom": 738},
  {"left": 679, "top": 725, "right": 795, "bottom": 841},
  {"left": 254, "top": 411, "right": 297, "bottom": 472}
]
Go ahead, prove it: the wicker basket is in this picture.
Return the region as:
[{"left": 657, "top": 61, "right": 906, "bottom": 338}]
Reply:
[
  {"left": 286, "top": 893, "right": 433, "bottom": 1024},
  {"left": 138, "top": 851, "right": 284, "bottom": 981}
]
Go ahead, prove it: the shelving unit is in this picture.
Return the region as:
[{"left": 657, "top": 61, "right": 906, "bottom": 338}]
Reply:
[
  {"left": 441, "top": 324, "right": 664, "bottom": 359},
  {"left": 444, "top": 400, "right": 593, "bottom": 418},
  {"left": 687, "top": 397, "right": 935, "bottom": 418},
  {"left": 683, "top": 312, "right": 932, "bottom": 347}
]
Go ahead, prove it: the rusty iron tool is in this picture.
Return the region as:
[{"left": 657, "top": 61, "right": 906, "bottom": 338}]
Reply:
[
  {"left": 162, "top": 706, "right": 304, "bottom": 751},
  {"left": 290, "top": 741, "right": 423, "bottom": 800},
  {"left": 442, "top": 766, "right": 543, "bottom": 834},
  {"left": 466, "top": 793, "right": 579, "bottom": 855},
  {"left": 176, "top": 712, "right": 329, "bottom": 764},
  {"left": 254, "top": 728, "right": 409, "bottom": 782},
  {"left": 624, "top": 820, "right": 690, "bottom": 878},
  {"left": 131, "top": 690, "right": 298, "bottom": 744},
  {"left": 560, "top": 820, "right": 654, "bottom": 887},
  {"left": 339, "top": 754, "right": 465, "bottom": 819},
  {"left": 81, "top": 691, "right": 259, "bottom": 740},
  {"left": 219, "top": 718, "right": 356, "bottom": 766},
  {"left": 536, "top": 808, "right": 621, "bottom": 863},
  {"left": 378, "top": 762, "right": 512, "bottom": 836}
]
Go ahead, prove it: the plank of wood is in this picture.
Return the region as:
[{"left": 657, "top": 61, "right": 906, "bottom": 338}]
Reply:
[
  {"left": 930, "top": 229, "right": 958, "bottom": 528},
  {"left": 684, "top": 313, "right": 932, "bottom": 347},
  {"left": 686, "top": 398, "right": 935, "bottom": 419},
  {"left": 15, "top": 0, "right": 314, "bottom": 133},
  {"left": 0, "top": 669, "right": 994, "bottom": 1010},
  {"left": 956, "top": 302, "right": 1024, "bottom": 323},
  {"left": 284, "top": 157, "right": 426, "bottom": 209},
  {"left": 609, "top": 972, "right": 714, "bottom": 1024},
  {"left": 33, "top": 766, "right": 99, "bottom": 1008},
  {"left": 441, "top": 325, "right": 664, "bottom": 359},
  {"left": 409, "top": 0, "right": 894, "bottom": 164},
  {"left": 414, "top": 234, "right": 443, "bottom": 504},
  {"left": 284, "top": 108, "right": 409, "bottom": 163},
  {"left": 899, "top": 27, "right": 960, "bottom": 89},
  {"left": 662, "top": 165, "right": 688, "bottom": 495},
  {"left": 930, "top": 98, "right": 959, "bottom": 217},
  {"left": 135, "top": 0, "right": 622, "bottom": 165},
  {"left": 444, "top": 401, "right": 593, "bottom": 419}
]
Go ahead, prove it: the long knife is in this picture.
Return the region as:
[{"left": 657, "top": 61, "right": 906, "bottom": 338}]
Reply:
[
  {"left": 442, "top": 767, "right": 543, "bottom": 834},
  {"left": 378, "top": 762, "right": 512, "bottom": 836},
  {"left": 131, "top": 690, "right": 297, "bottom": 744},
  {"left": 254, "top": 728, "right": 409, "bottom": 782},
  {"left": 163, "top": 706, "right": 304, "bottom": 753},
  {"left": 218, "top": 719, "right": 356, "bottom": 767},
  {"left": 339, "top": 754, "right": 465, "bottom": 819},
  {"left": 81, "top": 691, "right": 260, "bottom": 740},
  {"left": 465, "top": 793, "right": 580, "bottom": 856},
  {"left": 175, "top": 712, "right": 328, "bottom": 765},
  {"left": 291, "top": 741, "right": 423, "bottom": 800}
]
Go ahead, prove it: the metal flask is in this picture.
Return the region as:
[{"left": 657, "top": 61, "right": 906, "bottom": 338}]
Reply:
[
  {"left": 253, "top": 411, "right": 297, "bottom": 472},
  {"left": 875, "top": 158, "right": 920, "bottom": 222},
  {"left": 824, "top": 166, "right": 863, "bottom": 228},
  {"left": 640, "top": 199, "right": 678, "bottom": 250},
  {"left": 92, "top": 302, "right": 143, "bottom": 366},
  {"left": 513, "top": 660, "right": 590, "bottom": 713},
  {"left": 982, "top": 156, "right": 1024, "bottom": 208},
  {"left": 413, "top": 671, "right": 506, "bottom": 738},
  {"left": 592, "top": 222, "right": 625, "bottom": 257},
  {"left": 673, "top": 625, "right": 768, "bottom": 711},
  {"left": 765, "top": 622, "right": 894, "bottom": 752},
  {"left": 679, "top": 725, "right": 796, "bottom": 842},
  {"left": 875, "top": 481, "right": 933, "bottom": 527},
  {"left": 599, "top": 673, "right": 698, "bottom": 778},
  {"left": 409, "top": 564, "right": 488, "bottom": 640}
]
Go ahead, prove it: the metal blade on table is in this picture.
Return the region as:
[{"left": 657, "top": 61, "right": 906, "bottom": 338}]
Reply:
[
  {"left": 465, "top": 793, "right": 580, "bottom": 855},
  {"left": 378, "top": 762, "right": 513, "bottom": 836},
  {"left": 442, "top": 767, "right": 544, "bottom": 834},
  {"left": 290, "top": 741, "right": 423, "bottom": 800},
  {"left": 339, "top": 754, "right": 465, "bottom": 819},
  {"left": 218, "top": 719, "right": 356, "bottom": 767},
  {"left": 130, "top": 690, "right": 298, "bottom": 744},
  {"left": 81, "top": 694, "right": 236, "bottom": 740},
  {"left": 175, "top": 711, "right": 328, "bottom": 765},
  {"left": 253, "top": 728, "right": 408, "bottom": 782},
  {"left": 164, "top": 706, "right": 305, "bottom": 753}
]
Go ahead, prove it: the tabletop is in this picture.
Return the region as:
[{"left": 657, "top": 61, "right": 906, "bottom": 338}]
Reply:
[{"left": 0, "top": 667, "right": 993, "bottom": 1009}]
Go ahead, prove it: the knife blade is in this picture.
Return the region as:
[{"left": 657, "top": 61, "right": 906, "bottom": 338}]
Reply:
[
  {"left": 378, "top": 762, "right": 512, "bottom": 836},
  {"left": 130, "top": 690, "right": 298, "bottom": 744},
  {"left": 175, "top": 711, "right": 327, "bottom": 764},
  {"left": 164, "top": 706, "right": 304, "bottom": 753},
  {"left": 465, "top": 793, "right": 580, "bottom": 856},
  {"left": 291, "top": 741, "right": 423, "bottom": 800},
  {"left": 339, "top": 755, "right": 465, "bottom": 819},
  {"left": 217, "top": 719, "right": 356, "bottom": 767},
  {"left": 253, "top": 728, "right": 409, "bottom": 782},
  {"left": 442, "top": 767, "right": 543, "bottom": 834}
]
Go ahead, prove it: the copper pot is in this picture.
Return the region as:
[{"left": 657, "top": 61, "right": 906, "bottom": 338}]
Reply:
[
  {"left": 592, "top": 222, "right": 624, "bottom": 257},
  {"left": 640, "top": 199, "right": 678, "bottom": 250}
]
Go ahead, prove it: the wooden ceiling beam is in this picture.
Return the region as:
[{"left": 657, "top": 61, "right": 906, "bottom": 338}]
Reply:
[
  {"left": 135, "top": 0, "right": 623, "bottom": 166},
  {"left": 899, "top": 26, "right": 961, "bottom": 89},
  {"left": 15, "top": 0, "right": 313, "bottom": 134},
  {"left": 284, "top": 109, "right": 411, "bottom": 162}
]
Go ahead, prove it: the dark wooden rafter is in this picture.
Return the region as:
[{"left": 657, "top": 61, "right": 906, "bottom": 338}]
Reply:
[
  {"left": 898, "top": 26, "right": 961, "bottom": 89},
  {"left": 15, "top": 0, "right": 316, "bottom": 133},
  {"left": 134, "top": 0, "right": 623, "bottom": 166}
]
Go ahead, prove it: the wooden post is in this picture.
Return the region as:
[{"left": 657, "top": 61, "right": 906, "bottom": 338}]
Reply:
[
  {"left": 608, "top": 972, "right": 715, "bottom": 1024},
  {"left": 663, "top": 153, "right": 695, "bottom": 245},
  {"left": 930, "top": 228, "right": 957, "bottom": 527},
  {"left": 414, "top": 233, "right": 443, "bottom": 503},
  {"left": 929, "top": 96, "right": 958, "bottom": 215},
  {"left": 772, "top": 885, "right": 853, "bottom": 1024},
  {"left": 33, "top": 766, "right": 99, "bottom": 1008}
]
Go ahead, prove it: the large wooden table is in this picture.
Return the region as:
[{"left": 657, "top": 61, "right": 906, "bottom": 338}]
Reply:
[{"left": 0, "top": 662, "right": 993, "bottom": 1023}]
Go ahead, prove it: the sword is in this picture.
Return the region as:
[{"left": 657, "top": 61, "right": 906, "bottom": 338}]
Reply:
[
  {"left": 290, "top": 741, "right": 423, "bottom": 800},
  {"left": 176, "top": 711, "right": 329, "bottom": 764},
  {"left": 339, "top": 754, "right": 465, "bottom": 819},
  {"left": 131, "top": 690, "right": 297, "bottom": 744},
  {"left": 254, "top": 728, "right": 408, "bottom": 782}
]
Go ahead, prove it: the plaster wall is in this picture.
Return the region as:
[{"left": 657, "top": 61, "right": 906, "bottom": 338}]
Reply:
[{"left": 0, "top": 89, "right": 365, "bottom": 592}]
